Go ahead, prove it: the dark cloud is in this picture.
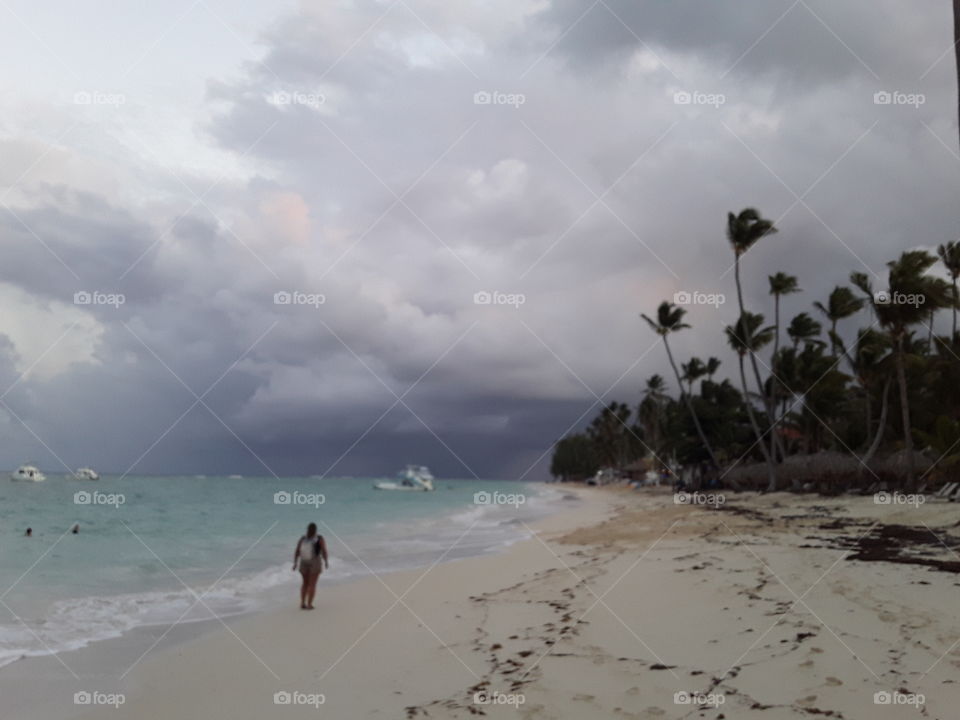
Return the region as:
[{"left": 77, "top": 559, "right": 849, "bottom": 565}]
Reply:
[{"left": 0, "top": 0, "right": 956, "bottom": 479}]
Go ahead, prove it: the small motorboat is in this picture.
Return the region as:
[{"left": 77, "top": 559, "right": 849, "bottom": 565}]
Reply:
[
  {"left": 73, "top": 467, "right": 100, "bottom": 481},
  {"left": 11, "top": 464, "right": 46, "bottom": 482},
  {"left": 374, "top": 465, "right": 435, "bottom": 491}
]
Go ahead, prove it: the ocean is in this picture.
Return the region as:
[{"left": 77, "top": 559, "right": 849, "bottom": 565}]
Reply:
[{"left": 0, "top": 474, "right": 566, "bottom": 668}]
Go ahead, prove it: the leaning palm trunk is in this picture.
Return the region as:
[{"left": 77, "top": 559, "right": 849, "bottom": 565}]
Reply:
[
  {"left": 954, "top": 0, "right": 960, "bottom": 152},
  {"left": 735, "top": 258, "right": 782, "bottom": 475},
  {"left": 663, "top": 336, "right": 719, "bottom": 468},
  {"left": 737, "top": 353, "right": 777, "bottom": 491},
  {"left": 953, "top": 277, "right": 958, "bottom": 340},
  {"left": 894, "top": 336, "right": 915, "bottom": 488},
  {"left": 859, "top": 378, "right": 891, "bottom": 477}
]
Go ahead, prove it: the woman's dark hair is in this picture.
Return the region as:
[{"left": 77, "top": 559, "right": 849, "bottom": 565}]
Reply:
[{"left": 306, "top": 522, "right": 317, "bottom": 538}]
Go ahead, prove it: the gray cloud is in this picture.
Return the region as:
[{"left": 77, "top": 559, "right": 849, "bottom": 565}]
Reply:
[{"left": 0, "top": 0, "right": 956, "bottom": 479}]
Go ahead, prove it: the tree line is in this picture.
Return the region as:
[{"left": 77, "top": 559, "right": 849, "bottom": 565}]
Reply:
[{"left": 551, "top": 209, "right": 960, "bottom": 491}]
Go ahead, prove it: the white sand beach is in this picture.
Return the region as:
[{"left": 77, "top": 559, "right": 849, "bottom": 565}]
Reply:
[{"left": 7, "top": 485, "right": 958, "bottom": 719}]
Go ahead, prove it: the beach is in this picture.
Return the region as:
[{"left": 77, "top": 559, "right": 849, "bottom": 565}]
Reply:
[{"left": 7, "top": 485, "right": 958, "bottom": 719}]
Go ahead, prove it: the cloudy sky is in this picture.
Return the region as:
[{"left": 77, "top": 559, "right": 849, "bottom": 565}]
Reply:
[{"left": 0, "top": 0, "right": 957, "bottom": 479}]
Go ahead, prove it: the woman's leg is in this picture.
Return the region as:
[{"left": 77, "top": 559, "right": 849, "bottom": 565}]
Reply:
[
  {"left": 299, "top": 570, "right": 309, "bottom": 608},
  {"left": 307, "top": 569, "right": 320, "bottom": 608}
]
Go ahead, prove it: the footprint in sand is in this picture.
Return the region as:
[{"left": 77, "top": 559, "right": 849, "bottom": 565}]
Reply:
[
  {"left": 797, "top": 695, "right": 818, "bottom": 706},
  {"left": 572, "top": 693, "right": 595, "bottom": 702},
  {"left": 825, "top": 676, "right": 842, "bottom": 686}
]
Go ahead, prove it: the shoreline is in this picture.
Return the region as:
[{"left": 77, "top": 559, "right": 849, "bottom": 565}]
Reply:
[
  {"left": 7, "top": 485, "right": 960, "bottom": 719},
  {"left": 0, "top": 483, "right": 607, "bottom": 719}
]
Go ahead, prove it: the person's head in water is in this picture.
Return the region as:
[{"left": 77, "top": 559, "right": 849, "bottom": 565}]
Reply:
[
  {"left": 24, "top": 528, "right": 32, "bottom": 537},
  {"left": 70, "top": 523, "right": 79, "bottom": 534},
  {"left": 306, "top": 522, "right": 317, "bottom": 538}
]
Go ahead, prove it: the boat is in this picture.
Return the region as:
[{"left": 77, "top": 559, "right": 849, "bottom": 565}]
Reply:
[
  {"left": 73, "top": 467, "right": 100, "bottom": 481},
  {"left": 374, "top": 465, "right": 435, "bottom": 491},
  {"left": 11, "top": 464, "right": 46, "bottom": 482}
]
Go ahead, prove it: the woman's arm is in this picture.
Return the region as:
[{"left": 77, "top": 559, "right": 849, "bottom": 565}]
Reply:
[
  {"left": 292, "top": 538, "right": 302, "bottom": 570},
  {"left": 320, "top": 536, "right": 329, "bottom": 568}
]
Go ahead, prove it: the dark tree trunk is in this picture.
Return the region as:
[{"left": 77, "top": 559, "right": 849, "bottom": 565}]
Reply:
[
  {"left": 737, "top": 353, "right": 777, "bottom": 491},
  {"left": 664, "top": 336, "right": 719, "bottom": 469},
  {"left": 895, "top": 335, "right": 916, "bottom": 488}
]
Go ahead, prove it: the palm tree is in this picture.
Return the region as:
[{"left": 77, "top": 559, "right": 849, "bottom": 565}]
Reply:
[
  {"left": 769, "top": 272, "right": 801, "bottom": 358},
  {"left": 639, "top": 375, "right": 668, "bottom": 465},
  {"left": 813, "top": 286, "right": 865, "bottom": 355},
  {"left": 704, "top": 356, "right": 722, "bottom": 381},
  {"left": 726, "top": 209, "right": 783, "bottom": 460},
  {"left": 787, "top": 312, "right": 824, "bottom": 350},
  {"left": 869, "top": 251, "right": 953, "bottom": 487},
  {"left": 681, "top": 357, "right": 707, "bottom": 395},
  {"left": 725, "top": 311, "right": 777, "bottom": 490},
  {"left": 642, "top": 302, "right": 719, "bottom": 468},
  {"left": 768, "top": 272, "right": 801, "bottom": 458},
  {"left": 937, "top": 240, "right": 960, "bottom": 339},
  {"left": 837, "top": 328, "right": 892, "bottom": 475}
]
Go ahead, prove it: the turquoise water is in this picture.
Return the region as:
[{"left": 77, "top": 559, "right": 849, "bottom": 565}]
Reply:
[{"left": 0, "top": 474, "right": 563, "bottom": 667}]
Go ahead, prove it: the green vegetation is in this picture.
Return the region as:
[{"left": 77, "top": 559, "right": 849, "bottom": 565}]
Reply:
[{"left": 550, "top": 210, "right": 960, "bottom": 491}]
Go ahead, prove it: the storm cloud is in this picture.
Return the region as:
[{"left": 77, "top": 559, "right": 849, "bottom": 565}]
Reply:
[{"left": 0, "top": 0, "right": 956, "bottom": 479}]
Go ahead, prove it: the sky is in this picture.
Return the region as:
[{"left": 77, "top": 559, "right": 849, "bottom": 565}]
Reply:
[{"left": 0, "top": 0, "right": 957, "bottom": 480}]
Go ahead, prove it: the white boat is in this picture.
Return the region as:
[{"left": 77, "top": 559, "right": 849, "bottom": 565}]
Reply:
[
  {"left": 11, "top": 464, "right": 46, "bottom": 482},
  {"left": 73, "top": 467, "right": 100, "bottom": 481},
  {"left": 374, "top": 465, "right": 435, "bottom": 491}
]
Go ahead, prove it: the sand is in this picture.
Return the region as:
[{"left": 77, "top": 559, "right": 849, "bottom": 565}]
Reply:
[{"left": 9, "top": 486, "right": 960, "bottom": 719}]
